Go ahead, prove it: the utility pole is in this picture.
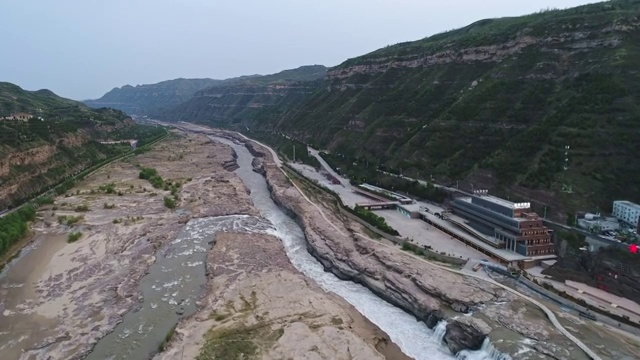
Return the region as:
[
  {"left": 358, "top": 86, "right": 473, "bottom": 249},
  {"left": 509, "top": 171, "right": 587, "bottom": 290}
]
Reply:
[
  {"left": 543, "top": 205, "right": 548, "bottom": 219},
  {"left": 293, "top": 145, "right": 296, "bottom": 162}
]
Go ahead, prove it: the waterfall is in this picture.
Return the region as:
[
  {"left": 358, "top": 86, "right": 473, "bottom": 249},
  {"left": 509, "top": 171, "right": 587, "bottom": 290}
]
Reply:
[
  {"left": 455, "top": 338, "right": 512, "bottom": 360},
  {"left": 432, "top": 320, "right": 448, "bottom": 343}
]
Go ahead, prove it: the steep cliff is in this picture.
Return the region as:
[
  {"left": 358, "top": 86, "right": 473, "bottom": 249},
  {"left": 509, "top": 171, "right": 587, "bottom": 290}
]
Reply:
[
  {"left": 164, "top": 1, "right": 640, "bottom": 217},
  {"left": 0, "top": 82, "right": 156, "bottom": 210}
]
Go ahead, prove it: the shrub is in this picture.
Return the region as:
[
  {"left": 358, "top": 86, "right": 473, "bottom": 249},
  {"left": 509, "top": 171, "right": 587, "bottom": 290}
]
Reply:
[
  {"left": 74, "top": 204, "right": 90, "bottom": 212},
  {"left": 67, "top": 232, "right": 83, "bottom": 243},
  {"left": 164, "top": 196, "right": 177, "bottom": 209},
  {"left": 0, "top": 205, "right": 36, "bottom": 257},
  {"left": 58, "top": 215, "right": 84, "bottom": 226},
  {"left": 35, "top": 196, "right": 55, "bottom": 205},
  {"left": 139, "top": 167, "right": 165, "bottom": 189},
  {"left": 99, "top": 183, "right": 116, "bottom": 194}
]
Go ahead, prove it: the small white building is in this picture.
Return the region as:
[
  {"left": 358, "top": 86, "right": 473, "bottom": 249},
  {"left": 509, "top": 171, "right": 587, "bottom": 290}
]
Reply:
[
  {"left": 612, "top": 200, "right": 640, "bottom": 227},
  {"left": 578, "top": 216, "right": 620, "bottom": 232}
]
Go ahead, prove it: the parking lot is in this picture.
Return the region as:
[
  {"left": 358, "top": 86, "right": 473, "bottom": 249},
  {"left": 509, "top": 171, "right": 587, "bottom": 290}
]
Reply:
[
  {"left": 289, "top": 163, "right": 372, "bottom": 207},
  {"left": 375, "top": 209, "right": 487, "bottom": 261}
]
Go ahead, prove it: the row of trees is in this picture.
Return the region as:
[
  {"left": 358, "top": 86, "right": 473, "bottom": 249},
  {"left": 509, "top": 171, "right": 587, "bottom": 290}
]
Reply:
[
  {"left": 0, "top": 206, "right": 36, "bottom": 257},
  {"left": 352, "top": 206, "right": 399, "bottom": 236}
]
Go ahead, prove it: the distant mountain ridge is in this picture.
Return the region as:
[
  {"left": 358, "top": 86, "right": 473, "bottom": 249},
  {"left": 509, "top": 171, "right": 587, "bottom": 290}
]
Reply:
[
  {"left": 84, "top": 78, "right": 223, "bottom": 116},
  {"left": 84, "top": 65, "right": 328, "bottom": 117}
]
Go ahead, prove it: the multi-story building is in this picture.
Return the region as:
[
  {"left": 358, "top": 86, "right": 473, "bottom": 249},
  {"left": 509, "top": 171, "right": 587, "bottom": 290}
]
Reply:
[
  {"left": 612, "top": 200, "right": 640, "bottom": 228},
  {"left": 451, "top": 191, "right": 554, "bottom": 257}
]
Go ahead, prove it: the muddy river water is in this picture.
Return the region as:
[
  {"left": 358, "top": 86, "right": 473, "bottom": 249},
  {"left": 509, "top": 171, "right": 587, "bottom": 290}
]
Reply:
[{"left": 0, "top": 136, "right": 508, "bottom": 360}]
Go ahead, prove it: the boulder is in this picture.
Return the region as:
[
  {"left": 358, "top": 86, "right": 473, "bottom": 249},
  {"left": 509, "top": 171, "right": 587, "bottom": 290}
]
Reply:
[{"left": 444, "top": 317, "right": 491, "bottom": 354}]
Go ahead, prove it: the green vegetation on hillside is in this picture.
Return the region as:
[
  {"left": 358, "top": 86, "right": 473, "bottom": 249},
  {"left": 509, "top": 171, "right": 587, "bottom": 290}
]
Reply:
[{"left": 0, "top": 206, "right": 36, "bottom": 256}]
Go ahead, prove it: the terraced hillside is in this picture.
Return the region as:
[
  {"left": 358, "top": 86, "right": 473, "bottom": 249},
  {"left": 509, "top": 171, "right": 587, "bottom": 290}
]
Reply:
[
  {"left": 161, "top": 0, "right": 640, "bottom": 219},
  {"left": 0, "top": 82, "right": 165, "bottom": 210}
]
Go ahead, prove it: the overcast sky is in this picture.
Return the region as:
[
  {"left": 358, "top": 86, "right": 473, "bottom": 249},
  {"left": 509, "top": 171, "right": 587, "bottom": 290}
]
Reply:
[{"left": 0, "top": 0, "right": 600, "bottom": 100}]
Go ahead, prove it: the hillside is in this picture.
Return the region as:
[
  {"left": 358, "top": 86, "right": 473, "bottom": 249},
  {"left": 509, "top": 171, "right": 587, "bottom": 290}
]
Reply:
[
  {"left": 160, "top": 0, "right": 640, "bottom": 220},
  {"left": 83, "top": 78, "right": 222, "bottom": 116},
  {"left": 0, "top": 82, "right": 164, "bottom": 210}
]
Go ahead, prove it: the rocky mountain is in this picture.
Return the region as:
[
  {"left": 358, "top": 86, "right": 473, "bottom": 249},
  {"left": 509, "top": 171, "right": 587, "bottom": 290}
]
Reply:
[
  {"left": 160, "top": 0, "right": 640, "bottom": 219},
  {"left": 0, "top": 82, "right": 159, "bottom": 210},
  {"left": 83, "top": 78, "right": 222, "bottom": 116}
]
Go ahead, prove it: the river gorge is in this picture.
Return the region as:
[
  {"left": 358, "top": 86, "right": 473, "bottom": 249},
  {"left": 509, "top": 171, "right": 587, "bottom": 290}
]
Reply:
[{"left": 2, "top": 129, "right": 636, "bottom": 360}]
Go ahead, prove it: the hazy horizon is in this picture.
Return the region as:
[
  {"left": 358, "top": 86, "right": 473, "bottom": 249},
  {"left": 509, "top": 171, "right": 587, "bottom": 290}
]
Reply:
[{"left": 1, "top": 0, "right": 601, "bottom": 100}]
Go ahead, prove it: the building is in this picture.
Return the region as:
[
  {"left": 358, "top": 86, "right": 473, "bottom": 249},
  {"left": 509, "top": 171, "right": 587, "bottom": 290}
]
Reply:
[
  {"left": 612, "top": 200, "right": 640, "bottom": 227},
  {"left": 577, "top": 214, "right": 620, "bottom": 232},
  {"left": 451, "top": 191, "right": 554, "bottom": 257}
]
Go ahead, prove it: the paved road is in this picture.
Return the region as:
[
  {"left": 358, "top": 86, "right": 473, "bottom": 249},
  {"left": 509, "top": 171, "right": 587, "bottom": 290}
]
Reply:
[{"left": 308, "top": 148, "right": 349, "bottom": 187}]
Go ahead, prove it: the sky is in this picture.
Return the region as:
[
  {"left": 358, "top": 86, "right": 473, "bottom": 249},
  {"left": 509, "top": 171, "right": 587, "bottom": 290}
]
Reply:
[{"left": 0, "top": 0, "right": 601, "bottom": 100}]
